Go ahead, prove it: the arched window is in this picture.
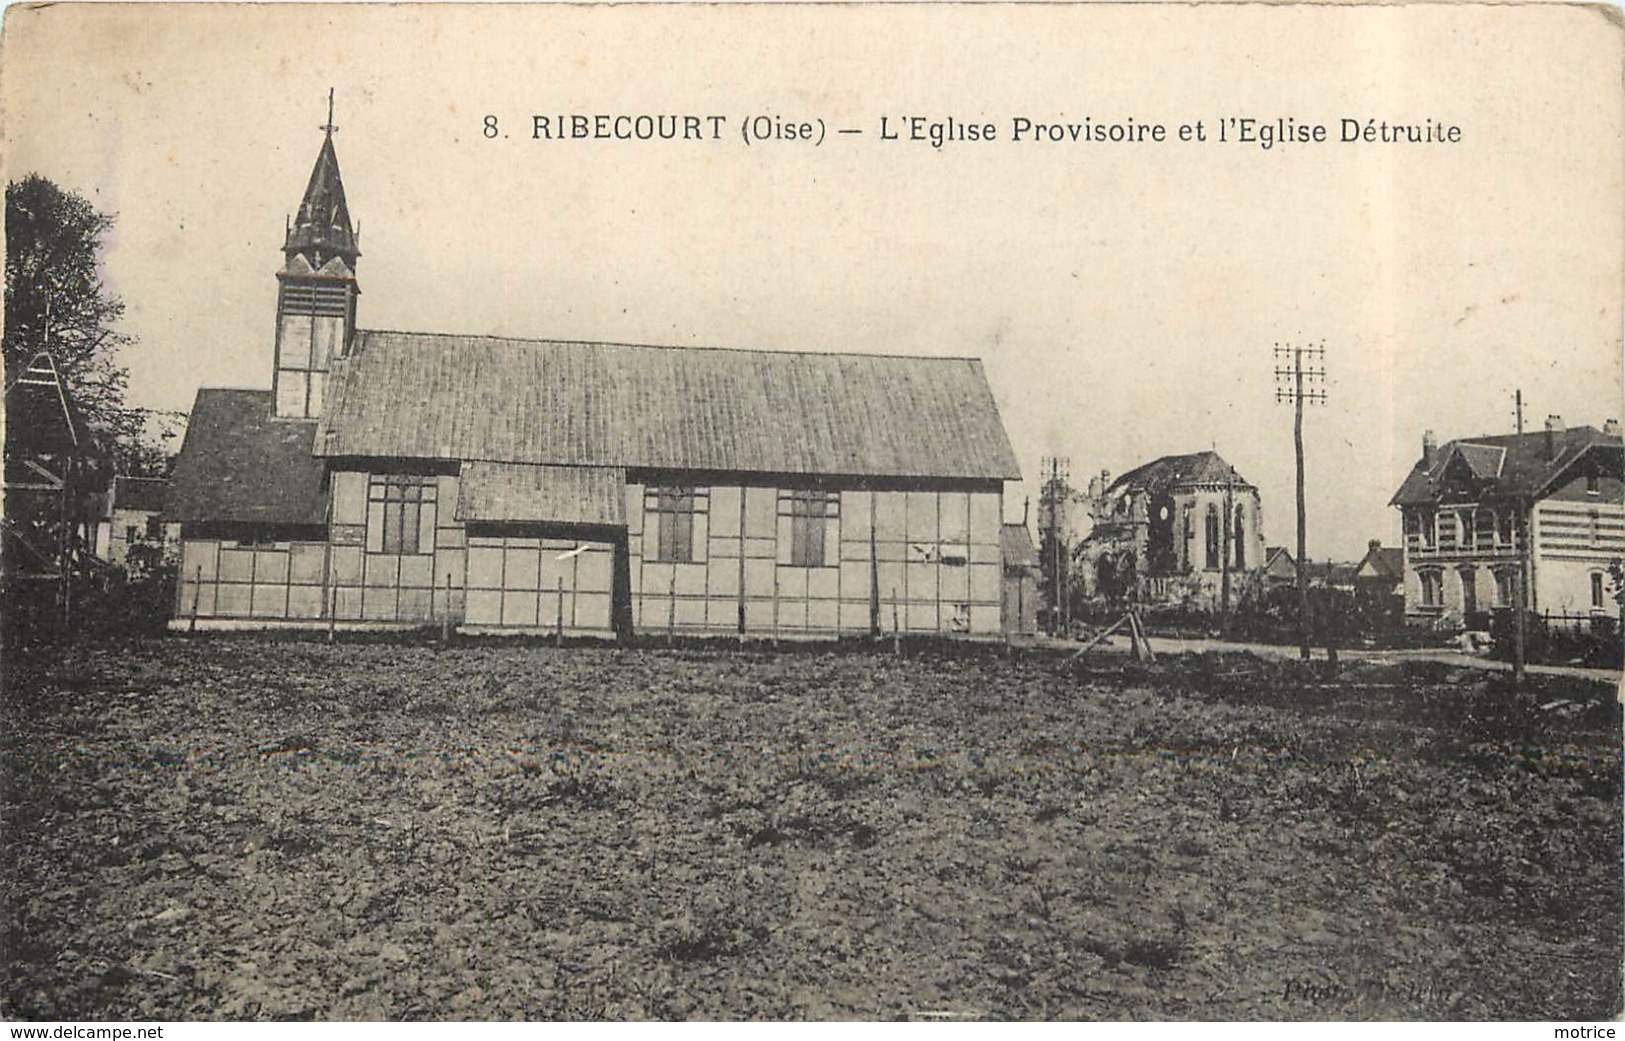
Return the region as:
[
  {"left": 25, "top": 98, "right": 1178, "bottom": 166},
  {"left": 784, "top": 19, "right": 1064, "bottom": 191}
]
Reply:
[
  {"left": 1233, "top": 506, "right": 1247, "bottom": 569},
  {"left": 1204, "top": 505, "right": 1220, "bottom": 570},
  {"left": 1459, "top": 566, "right": 1478, "bottom": 616},
  {"left": 1419, "top": 570, "right": 1442, "bottom": 607},
  {"left": 1181, "top": 504, "right": 1194, "bottom": 571},
  {"left": 1493, "top": 568, "right": 1516, "bottom": 607}
]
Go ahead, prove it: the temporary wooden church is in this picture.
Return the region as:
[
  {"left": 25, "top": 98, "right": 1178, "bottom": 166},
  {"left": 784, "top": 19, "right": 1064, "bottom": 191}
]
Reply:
[{"left": 167, "top": 111, "right": 1023, "bottom": 638}]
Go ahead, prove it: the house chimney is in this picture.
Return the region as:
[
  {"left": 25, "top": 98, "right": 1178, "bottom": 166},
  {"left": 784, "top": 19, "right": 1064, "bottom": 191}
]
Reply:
[
  {"left": 1422, "top": 430, "right": 1438, "bottom": 467},
  {"left": 1545, "top": 414, "right": 1564, "bottom": 458},
  {"left": 1369, "top": 538, "right": 1382, "bottom": 553},
  {"left": 1605, "top": 418, "right": 1621, "bottom": 438}
]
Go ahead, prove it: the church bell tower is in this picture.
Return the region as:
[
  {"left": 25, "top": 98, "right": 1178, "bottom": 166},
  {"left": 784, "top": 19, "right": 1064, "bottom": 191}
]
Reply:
[{"left": 273, "top": 90, "right": 359, "bottom": 420}]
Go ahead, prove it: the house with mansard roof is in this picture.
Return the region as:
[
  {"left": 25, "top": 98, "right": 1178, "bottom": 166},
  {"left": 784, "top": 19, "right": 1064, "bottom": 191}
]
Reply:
[
  {"left": 166, "top": 109, "right": 1022, "bottom": 638},
  {"left": 1388, "top": 418, "right": 1624, "bottom": 626}
]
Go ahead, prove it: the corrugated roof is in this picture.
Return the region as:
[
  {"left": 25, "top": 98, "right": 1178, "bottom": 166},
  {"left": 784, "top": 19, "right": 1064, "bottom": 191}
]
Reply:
[
  {"left": 1107, "top": 451, "right": 1252, "bottom": 496},
  {"left": 1389, "top": 426, "right": 1622, "bottom": 506},
  {"left": 457, "top": 462, "right": 626, "bottom": 526},
  {"left": 1000, "top": 522, "right": 1038, "bottom": 570},
  {"left": 167, "top": 390, "right": 328, "bottom": 525},
  {"left": 317, "top": 331, "right": 1021, "bottom": 481}
]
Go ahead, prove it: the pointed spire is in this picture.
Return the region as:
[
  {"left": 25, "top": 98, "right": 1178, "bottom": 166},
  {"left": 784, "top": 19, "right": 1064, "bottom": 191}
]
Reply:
[{"left": 283, "top": 89, "right": 358, "bottom": 272}]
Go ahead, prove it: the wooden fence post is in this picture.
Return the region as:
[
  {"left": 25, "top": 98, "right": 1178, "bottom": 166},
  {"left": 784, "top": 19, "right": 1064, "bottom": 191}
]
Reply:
[
  {"left": 570, "top": 554, "right": 581, "bottom": 630},
  {"left": 188, "top": 566, "right": 202, "bottom": 634},
  {"left": 667, "top": 572, "right": 676, "bottom": 646},
  {"left": 441, "top": 571, "right": 452, "bottom": 645},
  {"left": 891, "top": 586, "right": 900, "bottom": 656},
  {"left": 556, "top": 576, "right": 565, "bottom": 647}
]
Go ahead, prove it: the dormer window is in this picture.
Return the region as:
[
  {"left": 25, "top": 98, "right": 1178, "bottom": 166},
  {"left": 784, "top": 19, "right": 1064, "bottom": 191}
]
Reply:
[{"left": 1587, "top": 473, "right": 1601, "bottom": 496}]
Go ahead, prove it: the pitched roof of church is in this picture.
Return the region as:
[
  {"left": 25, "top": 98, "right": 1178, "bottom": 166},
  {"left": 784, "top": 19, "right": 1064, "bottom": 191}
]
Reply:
[
  {"left": 1106, "top": 450, "right": 1253, "bottom": 496},
  {"left": 1388, "top": 426, "right": 1621, "bottom": 507},
  {"left": 167, "top": 390, "right": 328, "bottom": 525},
  {"left": 315, "top": 330, "right": 1021, "bottom": 481}
]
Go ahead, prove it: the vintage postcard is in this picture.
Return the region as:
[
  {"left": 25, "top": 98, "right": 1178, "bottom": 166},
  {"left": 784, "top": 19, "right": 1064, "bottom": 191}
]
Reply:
[{"left": 1, "top": 1, "right": 1621, "bottom": 1026}]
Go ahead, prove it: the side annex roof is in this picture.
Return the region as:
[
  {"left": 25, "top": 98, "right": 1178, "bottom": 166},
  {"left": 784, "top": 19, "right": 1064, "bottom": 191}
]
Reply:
[{"left": 168, "top": 389, "right": 328, "bottom": 525}]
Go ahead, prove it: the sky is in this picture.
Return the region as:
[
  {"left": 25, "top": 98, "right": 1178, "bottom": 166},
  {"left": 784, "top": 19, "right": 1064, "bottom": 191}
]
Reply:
[{"left": 3, "top": 3, "right": 1621, "bottom": 560}]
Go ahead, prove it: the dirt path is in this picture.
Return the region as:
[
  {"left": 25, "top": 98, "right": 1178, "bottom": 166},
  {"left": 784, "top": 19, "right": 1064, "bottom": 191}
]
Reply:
[{"left": 1030, "top": 631, "right": 1622, "bottom": 685}]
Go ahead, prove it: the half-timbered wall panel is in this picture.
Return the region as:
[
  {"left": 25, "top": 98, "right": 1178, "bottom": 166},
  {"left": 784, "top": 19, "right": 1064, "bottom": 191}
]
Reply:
[
  {"left": 628, "top": 482, "right": 1003, "bottom": 637},
  {"left": 462, "top": 535, "right": 614, "bottom": 633},
  {"left": 176, "top": 538, "right": 329, "bottom": 622}
]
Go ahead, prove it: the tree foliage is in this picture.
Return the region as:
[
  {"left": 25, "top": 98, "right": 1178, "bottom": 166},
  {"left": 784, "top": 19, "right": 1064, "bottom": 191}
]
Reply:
[{"left": 5, "top": 174, "right": 135, "bottom": 445}]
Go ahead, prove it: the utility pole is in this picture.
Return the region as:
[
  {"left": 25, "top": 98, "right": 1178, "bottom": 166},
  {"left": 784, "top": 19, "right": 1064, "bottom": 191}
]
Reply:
[
  {"left": 1513, "top": 389, "right": 1525, "bottom": 435},
  {"left": 1514, "top": 496, "right": 1528, "bottom": 687},
  {"left": 1274, "top": 341, "right": 1327, "bottom": 661},
  {"left": 1041, "top": 455, "right": 1070, "bottom": 636},
  {"left": 1220, "top": 462, "right": 1234, "bottom": 616}
]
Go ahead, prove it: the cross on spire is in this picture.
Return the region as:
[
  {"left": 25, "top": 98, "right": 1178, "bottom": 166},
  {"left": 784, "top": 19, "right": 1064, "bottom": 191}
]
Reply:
[{"left": 319, "top": 87, "right": 339, "bottom": 137}]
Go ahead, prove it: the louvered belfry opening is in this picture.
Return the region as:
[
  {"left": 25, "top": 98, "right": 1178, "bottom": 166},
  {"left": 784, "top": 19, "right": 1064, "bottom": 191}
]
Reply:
[{"left": 280, "top": 282, "right": 352, "bottom": 318}]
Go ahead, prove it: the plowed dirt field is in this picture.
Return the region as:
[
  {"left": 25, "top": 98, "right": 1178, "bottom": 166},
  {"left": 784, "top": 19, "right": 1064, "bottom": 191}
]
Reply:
[{"left": 3, "top": 638, "right": 1619, "bottom": 1020}]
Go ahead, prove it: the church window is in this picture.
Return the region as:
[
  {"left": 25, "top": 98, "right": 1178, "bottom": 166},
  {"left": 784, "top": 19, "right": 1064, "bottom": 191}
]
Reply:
[
  {"left": 1204, "top": 505, "right": 1220, "bottom": 570},
  {"left": 784, "top": 490, "right": 839, "bottom": 567},
  {"left": 1233, "top": 506, "right": 1247, "bottom": 569},
  {"left": 367, "top": 475, "right": 437, "bottom": 555},
  {"left": 650, "top": 487, "right": 700, "bottom": 563}
]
